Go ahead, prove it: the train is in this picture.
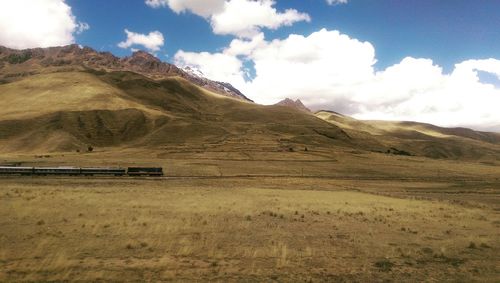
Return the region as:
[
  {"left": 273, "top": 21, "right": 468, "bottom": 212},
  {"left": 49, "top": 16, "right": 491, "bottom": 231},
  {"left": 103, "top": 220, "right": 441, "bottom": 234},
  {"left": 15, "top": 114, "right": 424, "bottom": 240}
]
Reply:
[{"left": 0, "top": 166, "right": 163, "bottom": 177}]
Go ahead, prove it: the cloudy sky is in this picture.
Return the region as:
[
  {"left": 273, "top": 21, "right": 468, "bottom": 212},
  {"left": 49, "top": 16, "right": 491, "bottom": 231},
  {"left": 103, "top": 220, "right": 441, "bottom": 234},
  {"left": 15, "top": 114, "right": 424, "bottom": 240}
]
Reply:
[{"left": 1, "top": 0, "right": 500, "bottom": 131}]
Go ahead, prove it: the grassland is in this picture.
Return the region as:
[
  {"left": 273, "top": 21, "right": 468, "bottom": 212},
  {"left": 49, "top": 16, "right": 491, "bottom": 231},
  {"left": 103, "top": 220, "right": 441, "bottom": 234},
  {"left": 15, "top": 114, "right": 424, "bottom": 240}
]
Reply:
[{"left": 1, "top": 149, "right": 499, "bottom": 282}]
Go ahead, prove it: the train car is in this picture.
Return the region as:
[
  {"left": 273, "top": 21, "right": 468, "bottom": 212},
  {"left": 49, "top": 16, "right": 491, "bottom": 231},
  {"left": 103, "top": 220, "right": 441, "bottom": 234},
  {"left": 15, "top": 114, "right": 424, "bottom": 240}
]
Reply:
[
  {"left": 0, "top": 166, "right": 162, "bottom": 177},
  {"left": 34, "top": 167, "right": 81, "bottom": 175},
  {"left": 80, "top": 167, "right": 126, "bottom": 176},
  {"left": 127, "top": 167, "right": 163, "bottom": 176},
  {"left": 0, "top": 166, "right": 34, "bottom": 175}
]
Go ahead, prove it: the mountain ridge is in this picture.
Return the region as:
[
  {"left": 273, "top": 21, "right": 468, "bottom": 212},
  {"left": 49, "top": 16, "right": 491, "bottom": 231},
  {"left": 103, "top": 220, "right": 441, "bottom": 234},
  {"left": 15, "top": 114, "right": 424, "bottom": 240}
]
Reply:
[
  {"left": 316, "top": 110, "right": 500, "bottom": 159},
  {"left": 0, "top": 44, "right": 252, "bottom": 102},
  {"left": 0, "top": 45, "right": 498, "bottom": 161}
]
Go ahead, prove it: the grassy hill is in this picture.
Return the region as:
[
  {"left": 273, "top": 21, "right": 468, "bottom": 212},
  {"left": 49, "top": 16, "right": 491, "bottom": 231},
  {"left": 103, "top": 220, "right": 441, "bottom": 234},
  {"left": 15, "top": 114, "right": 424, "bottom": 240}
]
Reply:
[
  {"left": 0, "top": 60, "right": 499, "bottom": 162},
  {"left": 316, "top": 110, "right": 500, "bottom": 160},
  {"left": 0, "top": 70, "right": 353, "bottom": 153}
]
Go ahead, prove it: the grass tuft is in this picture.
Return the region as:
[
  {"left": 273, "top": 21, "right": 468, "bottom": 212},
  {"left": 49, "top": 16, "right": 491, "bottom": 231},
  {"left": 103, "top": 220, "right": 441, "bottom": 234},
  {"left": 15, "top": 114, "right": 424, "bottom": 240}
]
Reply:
[{"left": 374, "top": 259, "right": 394, "bottom": 272}]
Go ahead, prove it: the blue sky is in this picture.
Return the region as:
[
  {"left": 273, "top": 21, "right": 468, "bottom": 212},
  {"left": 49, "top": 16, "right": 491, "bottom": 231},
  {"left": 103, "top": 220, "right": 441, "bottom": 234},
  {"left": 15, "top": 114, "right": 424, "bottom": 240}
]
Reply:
[
  {"left": 66, "top": 0, "right": 500, "bottom": 72},
  {"left": 0, "top": 0, "right": 499, "bottom": 130}
]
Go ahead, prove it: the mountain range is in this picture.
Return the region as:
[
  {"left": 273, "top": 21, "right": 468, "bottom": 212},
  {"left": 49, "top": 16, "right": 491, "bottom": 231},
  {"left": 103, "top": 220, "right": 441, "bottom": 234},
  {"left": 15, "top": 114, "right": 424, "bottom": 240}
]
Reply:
[
  {"left": 0, "top": 44, "right": 252, "bottom": 102},
  {"left": 0, "top": 45, "right": 499, "bottom": 162}
]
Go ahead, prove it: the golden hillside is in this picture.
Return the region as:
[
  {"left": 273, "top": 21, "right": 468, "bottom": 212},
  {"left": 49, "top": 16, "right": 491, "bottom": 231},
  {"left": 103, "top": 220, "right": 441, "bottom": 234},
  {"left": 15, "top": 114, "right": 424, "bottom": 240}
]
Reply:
[
  {"left": 316, "top": 110, "right": 500, "bottom": 160},
  {"left": 0, "top": 70, "right": 352, "bottom": 153}
]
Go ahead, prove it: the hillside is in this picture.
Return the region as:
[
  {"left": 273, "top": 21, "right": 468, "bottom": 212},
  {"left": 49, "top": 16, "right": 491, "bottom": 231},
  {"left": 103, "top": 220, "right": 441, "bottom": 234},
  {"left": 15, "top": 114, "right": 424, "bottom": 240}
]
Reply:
[
  {"left": 0, "top": 45, "right": 499, "bottom": 162},
  {"left": 0, "top": 45, "right": 251, "bottom": 101},
  {"left": 0, "top": 69, "right": 354, "bottom": 153},
  {"left": 316, "top": 110, "right": 500, "bottom": 160}
]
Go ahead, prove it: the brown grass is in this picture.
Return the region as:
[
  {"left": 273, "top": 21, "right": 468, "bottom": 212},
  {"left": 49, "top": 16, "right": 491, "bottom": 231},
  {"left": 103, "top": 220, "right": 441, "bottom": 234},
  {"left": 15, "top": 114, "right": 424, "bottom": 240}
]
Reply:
[{"left": 0, "top": 176, "right": 498, "bottom": 282}]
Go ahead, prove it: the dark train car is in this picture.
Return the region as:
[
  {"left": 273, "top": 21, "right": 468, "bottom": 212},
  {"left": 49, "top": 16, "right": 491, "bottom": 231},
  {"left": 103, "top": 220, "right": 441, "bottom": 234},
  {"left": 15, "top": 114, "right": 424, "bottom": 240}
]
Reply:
[
  {"left": 34, "top": 167, "right": 81, "bottom": 175},
  {"left": 0, "top": 166, "right": 162, "bottom": 177},
  {"left": 127, "top": 167, "right": 163, "bottom": 176},
  {"left": 80, "top": 167, "right": 126, "bottom": 176},
  {"left": 0, "top": 166, "right": 34, "bottom": 175}
]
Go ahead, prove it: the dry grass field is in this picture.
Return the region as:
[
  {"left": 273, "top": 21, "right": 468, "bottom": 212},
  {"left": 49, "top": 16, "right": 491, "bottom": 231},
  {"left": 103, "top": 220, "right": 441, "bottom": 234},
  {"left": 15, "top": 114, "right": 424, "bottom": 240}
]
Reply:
[{"left": 1, "top": 150, "right": 499, "bottom": 282}]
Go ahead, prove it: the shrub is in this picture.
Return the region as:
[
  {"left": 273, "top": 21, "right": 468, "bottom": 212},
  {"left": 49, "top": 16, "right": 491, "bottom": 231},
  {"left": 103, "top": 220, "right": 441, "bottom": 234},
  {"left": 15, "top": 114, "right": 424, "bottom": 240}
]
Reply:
[
  {"left": 374, "top": 259, "right": 394, "bottom": 272},
  {"left": 480, "top": 243, "right": 491, "bottom": 249},
  {"left": 387, "top": 147, "right": 412, "bottom": 156},
  {"left": 6, "top": 52, "right": 32, "bottom": 64},
  {"left": 421, "top": 247, "right": 433, "bottom": 254}
]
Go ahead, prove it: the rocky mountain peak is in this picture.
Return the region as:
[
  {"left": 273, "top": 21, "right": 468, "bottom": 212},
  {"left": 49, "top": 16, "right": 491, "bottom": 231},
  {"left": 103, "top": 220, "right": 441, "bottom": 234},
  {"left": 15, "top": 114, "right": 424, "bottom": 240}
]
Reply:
[
  {"left": 129, "top": 50, "right": 161, "bottom": 63},
  {"left": 275, "top": 98, "right": 311, "bottom": 112},
  {"left": 183, "top": 66, "right": 205, "bottom": 78}
]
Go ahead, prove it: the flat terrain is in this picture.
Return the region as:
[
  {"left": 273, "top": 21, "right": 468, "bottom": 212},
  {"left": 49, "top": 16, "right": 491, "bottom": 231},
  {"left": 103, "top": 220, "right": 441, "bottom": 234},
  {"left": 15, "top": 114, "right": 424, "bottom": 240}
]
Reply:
[{"left": 1, "top": 150, "right": 499, "bottom": 282}]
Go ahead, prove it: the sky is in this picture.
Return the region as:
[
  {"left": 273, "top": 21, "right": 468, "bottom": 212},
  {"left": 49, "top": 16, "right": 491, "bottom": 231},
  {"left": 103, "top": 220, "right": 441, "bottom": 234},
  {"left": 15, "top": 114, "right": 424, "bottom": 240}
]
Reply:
[{"left": 0, "top": 0, "right": 499, "bottom": 131}]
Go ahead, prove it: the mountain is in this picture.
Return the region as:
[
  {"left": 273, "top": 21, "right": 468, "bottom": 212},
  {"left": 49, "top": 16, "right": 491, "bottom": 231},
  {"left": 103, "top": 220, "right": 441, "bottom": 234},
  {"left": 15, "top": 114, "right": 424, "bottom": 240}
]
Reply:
[
  {"left": 275, "top": 98, "right": 311, "bottom": 112},
  {"left": 182, "top": 66, "right": 253, "bottom": 102},
  {"left": 0, "top": 58, "right": 351, "bottom": 152},
  {"left": 0, "top": 44, "right": 251, "bottom": 102},
  {"left": 0, "top": 44, "right": 499, "bottom": 162},
  {"left": 316, "top": 110, "right": 500, "bottom": 159}
]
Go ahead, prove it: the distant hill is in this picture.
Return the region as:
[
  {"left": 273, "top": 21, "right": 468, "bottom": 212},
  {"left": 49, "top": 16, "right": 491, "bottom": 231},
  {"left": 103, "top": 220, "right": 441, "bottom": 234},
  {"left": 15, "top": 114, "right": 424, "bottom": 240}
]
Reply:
[
  {"left": 0, "top": 44, "right": 499, "bottom": 162},
  {"left": 275, "top": 98, "right": 311, "bottom": 112},
  {"left": 316, "top": 110, "right": 500, "bottom": 160}
]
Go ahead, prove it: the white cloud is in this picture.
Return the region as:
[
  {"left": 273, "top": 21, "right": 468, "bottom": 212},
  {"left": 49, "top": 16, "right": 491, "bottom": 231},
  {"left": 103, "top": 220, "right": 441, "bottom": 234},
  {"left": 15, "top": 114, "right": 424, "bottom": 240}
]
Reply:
[
  {"left": 225, "top": 32, "right": 266, "bottom": 56},
  {"left": 210, "top": 0, "right": 311, "bottom": 38},
  {"left": 76, "top": 22, "right": 90, "bottom": 34},
  {"left": 246, "top": 29, "right": 376, "bottom": 103},
  {"left": 117, "top": 29, "right": 165, "bottom": 52},
  {"left": 174, "top": 29, "right": 500, "bottom": 131},
  {"left": 0, "top": 0, "right": 86, "bottom": 49},
  {"left": 326, "top": 0, "right": 348, "bottom": 5},
  {"left": 175, "top": 50, "right": 247, "bottom": 87},
  {"left": 350, "top": 58, "right": 500, "bottom": 131},
  {"left": 145, "top": 0, "right": 225, "bottom": 17},
  {"left": 145, "top": 0, "right": 310, "bottom": 38},
  {"left": 145, "top": 0, "right": 167, "bottom": 8}
]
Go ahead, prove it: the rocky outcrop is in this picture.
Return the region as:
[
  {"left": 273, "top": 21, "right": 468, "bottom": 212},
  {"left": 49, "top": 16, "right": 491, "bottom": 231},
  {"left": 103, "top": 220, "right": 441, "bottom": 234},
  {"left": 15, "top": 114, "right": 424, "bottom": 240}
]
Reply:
[{"left": 275, "top": 98, "right": 311, "bottom": 112}]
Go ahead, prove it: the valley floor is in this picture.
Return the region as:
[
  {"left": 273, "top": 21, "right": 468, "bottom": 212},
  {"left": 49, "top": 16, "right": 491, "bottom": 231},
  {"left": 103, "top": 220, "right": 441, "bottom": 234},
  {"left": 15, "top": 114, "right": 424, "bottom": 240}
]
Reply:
[
  {"left": 0, "top": 150, "right": 499, "bottom": 282},
  {"left": 0, "top": 177, "right": 499, "bottom": 282}
]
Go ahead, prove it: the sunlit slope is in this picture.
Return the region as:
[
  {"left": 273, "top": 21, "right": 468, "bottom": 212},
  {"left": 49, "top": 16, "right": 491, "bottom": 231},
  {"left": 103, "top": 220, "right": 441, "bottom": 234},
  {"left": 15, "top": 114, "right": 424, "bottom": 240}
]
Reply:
[
  {"left": 316, "top": 110, "right": 500, "bottom": 160},
  {"left": 2, "top": 69, "right": 498, "bottom": 159},
  {"left": 0, "top": 70, "right": 352, "bottom": 152},
  {"left": 0, "top": 72, "right": 166, "bottom": 120}
]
